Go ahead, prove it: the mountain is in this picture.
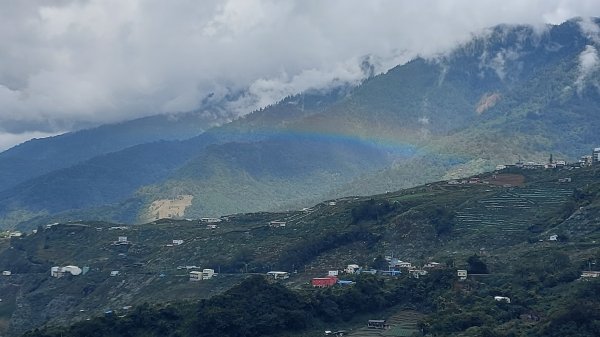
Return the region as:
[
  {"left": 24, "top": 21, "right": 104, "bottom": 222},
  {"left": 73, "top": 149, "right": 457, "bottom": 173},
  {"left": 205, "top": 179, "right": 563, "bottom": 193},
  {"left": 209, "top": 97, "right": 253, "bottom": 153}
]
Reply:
[
  {"left": 0, "top": 111, "right": 225, "bottom": 192},
  {"left": 2, "top": 164, "right": 600, "bottom": 336},
  {"left": 2, "top": 18, "right": 600, "bottom": 229}
]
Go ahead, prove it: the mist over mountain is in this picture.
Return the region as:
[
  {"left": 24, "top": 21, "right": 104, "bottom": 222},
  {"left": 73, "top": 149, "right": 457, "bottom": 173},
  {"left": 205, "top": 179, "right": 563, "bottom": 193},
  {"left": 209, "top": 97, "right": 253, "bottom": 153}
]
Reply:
[{"left": 1, "top": 18, "right": 600, "bottom": 230}]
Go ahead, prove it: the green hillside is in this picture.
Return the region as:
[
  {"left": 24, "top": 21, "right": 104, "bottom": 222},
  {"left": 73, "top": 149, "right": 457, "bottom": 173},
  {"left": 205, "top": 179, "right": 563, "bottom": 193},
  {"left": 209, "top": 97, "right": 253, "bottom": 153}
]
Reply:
[{"left": 1, "top": 164, "right": 599, "bottom": 336}]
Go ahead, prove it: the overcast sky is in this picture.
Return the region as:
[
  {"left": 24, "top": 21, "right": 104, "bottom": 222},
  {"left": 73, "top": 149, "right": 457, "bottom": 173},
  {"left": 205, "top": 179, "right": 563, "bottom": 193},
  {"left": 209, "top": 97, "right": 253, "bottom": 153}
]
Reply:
[{"left": 1, "top": 0, "right": 600, "bottom": 151}]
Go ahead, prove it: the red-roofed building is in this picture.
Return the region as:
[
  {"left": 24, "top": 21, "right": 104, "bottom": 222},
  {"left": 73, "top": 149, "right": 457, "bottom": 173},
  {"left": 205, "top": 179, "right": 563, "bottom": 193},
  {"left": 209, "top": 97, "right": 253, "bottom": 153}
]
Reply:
[{"left": 311, "top": 276, "right": 338, "bottom": 288}]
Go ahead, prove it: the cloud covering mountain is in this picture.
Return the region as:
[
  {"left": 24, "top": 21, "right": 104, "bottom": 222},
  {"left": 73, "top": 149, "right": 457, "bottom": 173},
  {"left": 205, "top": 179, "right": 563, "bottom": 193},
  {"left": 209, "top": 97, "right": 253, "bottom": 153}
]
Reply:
[{"left": 2, "top": 0, "right": 600, "bottom": 150}]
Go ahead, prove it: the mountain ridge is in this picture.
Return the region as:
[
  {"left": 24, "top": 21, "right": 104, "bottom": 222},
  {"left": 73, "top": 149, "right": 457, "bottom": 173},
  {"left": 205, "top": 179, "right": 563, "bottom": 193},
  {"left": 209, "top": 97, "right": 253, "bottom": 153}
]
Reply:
[{"left": 2, "top": 18, "right": 600, "bottom": 229}]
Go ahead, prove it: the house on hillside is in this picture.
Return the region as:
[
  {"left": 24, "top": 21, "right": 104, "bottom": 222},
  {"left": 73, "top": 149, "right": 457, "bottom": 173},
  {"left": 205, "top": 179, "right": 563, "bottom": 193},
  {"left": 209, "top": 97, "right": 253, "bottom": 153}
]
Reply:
[
  {"left": 409, "top": 269, "right": 428, "bottom": 279},
  {"left": 549, "top": 235, "right": 558, "bottom": 241},
  {"left": 367, "top": 320, "right": 387, "bottom": 329},
  {"left": 269, "top": 221, "right": 286, "bottom": 228},
  {"left": 345, "top": 264, "right": 360, "bottom": 274},
  {"left": 337, "top": 280, "right": 355, "bottom": 286},
  {"left": 581, "top": 271, "right": 600, "bottom": 279},
  {"left": 2, "top": 271, "right": 11, "bottom": 276},
  {"left": 266, "top": 271, "right": 289, "bottom": 280},
  {"left": 494, "top": 296, "right": 511, "bottom": 303},
  {"left": 380, "top": 270, "right": 401, "bottom": 277},
  {"left": 202, "top": 269, "right": 215, "bottom": 280},
  {"left": 328, "top": 270, "right": 339, "bottom": 277},
  {"left": 457, "top": 269, "right": 468, "bottom": 281},
  {"left": 172, "top": 239, "right": 184, "bottom": 245},
  {"left": 51, "top": 265, "right": 82, "bottom": 278},
  {"left": 424, "top": 262, "right": 444, "bottom": 269},
  {"left": 200, "top": 217, "right": 221, "bottom": 223},
  {"left": 311, "top": 276, "right": 337, "bottom": 288},
  {"left": 580, "top": 155, "right": 593, "bottom": 167},
  {"left": 108, "top": 226, "right": 129, "bottom": 230},
  {"left": 189, "top": 271, "right": 202, "bottom": 281},
  {"left": 113, "top": 236, "right": 131, "bottom": 245},
  {"left": 593, "top": 148, "right": 600, "bottom": 165},
  {"left": 394, "top": 261, "right": 413, "bottom": 269}
]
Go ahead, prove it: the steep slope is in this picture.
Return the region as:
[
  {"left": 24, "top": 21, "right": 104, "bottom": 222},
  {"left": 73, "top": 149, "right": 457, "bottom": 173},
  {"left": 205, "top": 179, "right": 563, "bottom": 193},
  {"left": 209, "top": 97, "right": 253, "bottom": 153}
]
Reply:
[
  {"left": 0, "top": 111, "right": 223, "bottom": 192},
  {"left": 140, "top": 134, "right": 394, "bottom": 219},
  {"left": 0, "top": 89, "right": 349, "bottom": 229}
]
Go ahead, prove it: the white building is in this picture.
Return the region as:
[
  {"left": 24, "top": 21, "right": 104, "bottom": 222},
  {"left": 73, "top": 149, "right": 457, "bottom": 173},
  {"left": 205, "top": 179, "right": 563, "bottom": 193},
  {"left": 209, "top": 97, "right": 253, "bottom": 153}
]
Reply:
[
  {"left": 395, "top": 261, "right": 413, "bottom": 269},
  {"left": 328, "top": 270, "right": 339, "bottom": 277},
  {"left": 345, "top": 264, "right": 360, "bottom": 274},
  {"left": 189, "top": 271, "right": 202, "bottom": 281},
  {"left": 424, "top": 262, "right": 443, "bottom": 269},
  {"left": 581, "top": 271, "right": 600, "bottom": 278},
  {"left": 202, "top": 269, "right": 215, "bottom": 280},
  {"left": 549, "top": 235, "right": 558, "bottom": 241},
  {"left": 200, "top": 218, "right": 221, "bottom": 223},
  {"left": 110, "top": 271, "right": 120, "bottom": 277},
  {"left": 2, "top": 271, "right": 11, "bottom": 276},
  {"left": 494, "top": 296, "right": 511, "bottom": 303},
  {"left": 409, "top": 269, "right": 428, "bottom": 279},
  {"left": 51, "top": 265, "right": 82, "bottom": 278},
  {"left": 457, "top": 269, "right": 468, "bottom": 280},
  {"left": 593, "top": 148, "right": 600, "bottom": 165},
  {"left": 172, "top": 239, "right": 184, "bottom": 245},
  {"left": 266, "top": 271, "right": 289, "bottom": 280},
  {"left": 269, "top": 221, "right": 286, "bottom": 228}
]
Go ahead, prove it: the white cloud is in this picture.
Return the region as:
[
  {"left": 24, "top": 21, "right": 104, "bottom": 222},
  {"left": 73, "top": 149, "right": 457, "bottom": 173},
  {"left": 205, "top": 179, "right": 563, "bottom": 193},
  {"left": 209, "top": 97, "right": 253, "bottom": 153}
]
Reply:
[
  {"left": 1, "top": 0, "right": 600, "bottom": 150},
  {"left": 578, "top": 16, "right": 600, "bottom": 44},
  {"left": 575, "top": 44, "right": 600, "bottom": 92}
]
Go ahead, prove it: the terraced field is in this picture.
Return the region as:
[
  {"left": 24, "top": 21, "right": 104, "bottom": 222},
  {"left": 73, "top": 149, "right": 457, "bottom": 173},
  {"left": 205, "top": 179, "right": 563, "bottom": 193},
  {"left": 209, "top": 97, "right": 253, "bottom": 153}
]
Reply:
[
  {"left": 347, "top": 311, "right": 423, "bottom": 337},
  {"left": 454, "top": 186, "right": 574, "bottom": 240}
]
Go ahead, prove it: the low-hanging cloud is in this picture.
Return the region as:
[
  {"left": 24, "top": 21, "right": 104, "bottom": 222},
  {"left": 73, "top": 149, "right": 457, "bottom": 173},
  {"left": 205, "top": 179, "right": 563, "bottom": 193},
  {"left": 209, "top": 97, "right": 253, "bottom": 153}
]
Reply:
[
  {"left": 575, "top": 45, "right": 600, "bottom": 92},
  {"left": 1, "top": 0, "right": 600, "bottom": 151}
]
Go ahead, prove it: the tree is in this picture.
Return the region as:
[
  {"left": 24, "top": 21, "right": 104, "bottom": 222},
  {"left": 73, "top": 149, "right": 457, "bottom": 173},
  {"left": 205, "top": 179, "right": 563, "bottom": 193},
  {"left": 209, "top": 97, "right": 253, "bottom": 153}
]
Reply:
[{"left": 467, "top": 255, "right": 488, "bottom": 274}]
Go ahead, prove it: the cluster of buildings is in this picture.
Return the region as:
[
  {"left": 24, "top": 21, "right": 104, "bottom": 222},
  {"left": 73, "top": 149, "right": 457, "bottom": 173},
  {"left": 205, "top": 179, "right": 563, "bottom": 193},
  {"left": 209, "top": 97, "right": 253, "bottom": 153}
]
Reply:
[
  {"left": 189, "top": 268, "right": 216, "bottom": 281},
  {"left": 5, "top": 231, "right": 23, "bottom": 238},
  {"left": 280, "top": 259, "right": 450, "bottom": 289},
  {"left": 495, "top": 147, "right": 600, "bottom": 171},
  {"left": 579, "top": 147, "right": 600, "bottom": 167}
]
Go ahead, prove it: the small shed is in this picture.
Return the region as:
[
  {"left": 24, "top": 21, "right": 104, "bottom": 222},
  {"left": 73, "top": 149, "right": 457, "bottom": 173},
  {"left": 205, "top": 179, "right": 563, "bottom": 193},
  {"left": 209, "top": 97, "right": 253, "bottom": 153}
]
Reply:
[{"left": 367, "top": 320, "right": 386, "bottom": 329}]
